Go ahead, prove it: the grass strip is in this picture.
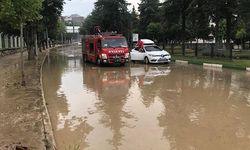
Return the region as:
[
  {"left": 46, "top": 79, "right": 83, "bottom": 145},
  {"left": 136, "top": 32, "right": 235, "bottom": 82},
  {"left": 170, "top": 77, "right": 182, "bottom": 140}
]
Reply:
[{"left": 172, "top": 56, "right": 250, "bottom": 70}]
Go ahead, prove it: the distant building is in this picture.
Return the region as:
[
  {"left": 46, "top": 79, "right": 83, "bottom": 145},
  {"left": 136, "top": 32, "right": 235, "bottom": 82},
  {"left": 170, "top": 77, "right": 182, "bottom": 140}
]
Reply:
[
  {"left": 62, "top": 14, "right": 84, "bottom": 41},
  {"left": 66, "top": 26, "right": 80, "bottom": 33},
  {"left": 62, "top": 14, "right": 84, "bottom": 26}
]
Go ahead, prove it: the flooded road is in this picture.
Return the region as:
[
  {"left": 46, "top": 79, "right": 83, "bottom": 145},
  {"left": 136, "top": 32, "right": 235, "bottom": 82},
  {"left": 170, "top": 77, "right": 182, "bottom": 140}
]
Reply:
[{"left": 42, "top": 47, "right": 250, "bottom": 150}]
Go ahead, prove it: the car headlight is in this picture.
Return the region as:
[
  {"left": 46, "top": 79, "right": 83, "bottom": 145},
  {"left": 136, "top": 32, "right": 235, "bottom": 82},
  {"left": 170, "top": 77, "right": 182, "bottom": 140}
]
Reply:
[
  {"left": 101, "top": 54, "right": 107, "bottom": 59},
  {"left": 125, "top": 53, "right": 129, "bottom": 58}
]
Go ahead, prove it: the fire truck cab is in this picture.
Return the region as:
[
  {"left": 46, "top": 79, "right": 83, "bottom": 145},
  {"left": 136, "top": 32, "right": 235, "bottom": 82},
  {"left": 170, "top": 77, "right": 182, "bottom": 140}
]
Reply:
[{"left": 82, "top": 32, "right": 129, "bottom": 66}]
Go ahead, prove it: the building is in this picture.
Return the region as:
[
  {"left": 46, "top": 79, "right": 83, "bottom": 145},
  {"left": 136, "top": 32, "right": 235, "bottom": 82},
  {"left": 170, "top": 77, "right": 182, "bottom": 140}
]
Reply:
[
  {"left": 62, "top": 14, "right": 84, "bottom": 41},
  {"left": 62, "top": 14, "right": 84, "bottom": 26}
]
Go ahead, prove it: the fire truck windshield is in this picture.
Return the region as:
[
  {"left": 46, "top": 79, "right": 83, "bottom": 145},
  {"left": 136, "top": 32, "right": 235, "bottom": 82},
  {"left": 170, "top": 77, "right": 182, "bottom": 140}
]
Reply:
[{"left": 102, "top": 38, "right": 128, "bottom": 48}]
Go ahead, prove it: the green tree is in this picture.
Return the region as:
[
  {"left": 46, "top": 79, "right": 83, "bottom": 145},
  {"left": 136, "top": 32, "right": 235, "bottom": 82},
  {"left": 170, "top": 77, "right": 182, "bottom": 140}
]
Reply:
[
  {"left": 188, "top": 0, "right": 211, "bottom": 56},
  {"left": 208, "top": 0, "right": 238, "bottom": 59},
  {"left": 162, "top": 0, "right": 194, "bottom": 56},
  {"left": 178, "top": 0, "right": 194, "bottom": 56},
  {"left": 146, "top": 22, "right": 161, "bottom": 43},
  {"left": 0, "top": 0, "right": 43, "bottom": 85},
  {"left": 79, "top": 14, "right": 95, "bottom": 35},
  {"left": 138, "top": 0, "right": 160, "bottom": 38},
  {"left": 56, "top": 19, "right": 66, "bottom": 44},
  {"left": 208, "top": 0, "right": 225, "bottom": 48},
  {"left": 162, "top": 0, "right": 182, "bottom": 53},
  {"left": 235, "top": 27, "right": 246, "bottom": 47},
  {"left": 131, "top": 5, "right": 139, "bottom": 33},
  {"left": 218, "top": 19, "right": 226, "bottom": 40},
  {"left": 224, "top": 0, "right": 238, "bottom": 59},
  {"left": 94, "top": 0, "right": 130, "bottom": 35},
  {"left": 238, "top": 0, "right": 250, "bottom": 49},
  {"left": 80, "top": 0, "right": 131, "bottom": 39},
  {"left": 40, "top": 0, "right": 64, "bottom": 48}
]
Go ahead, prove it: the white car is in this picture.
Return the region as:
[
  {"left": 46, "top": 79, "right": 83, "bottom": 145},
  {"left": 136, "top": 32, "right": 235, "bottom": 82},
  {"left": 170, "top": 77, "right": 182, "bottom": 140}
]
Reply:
[{"left": 130, "top": 39, "right": 171, "bottom": 64}]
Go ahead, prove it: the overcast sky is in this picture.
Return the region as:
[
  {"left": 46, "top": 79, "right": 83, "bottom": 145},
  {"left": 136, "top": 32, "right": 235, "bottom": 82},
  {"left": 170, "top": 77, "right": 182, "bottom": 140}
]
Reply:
[{"left": 62, "top": 0, "right": 140, "bottom": 17}]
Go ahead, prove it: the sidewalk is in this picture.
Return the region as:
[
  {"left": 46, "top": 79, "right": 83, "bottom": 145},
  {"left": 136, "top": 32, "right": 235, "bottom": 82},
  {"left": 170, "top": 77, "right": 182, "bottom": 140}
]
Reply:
[{"left": 0, "top": 52, "right": 48, "bottom": 149}]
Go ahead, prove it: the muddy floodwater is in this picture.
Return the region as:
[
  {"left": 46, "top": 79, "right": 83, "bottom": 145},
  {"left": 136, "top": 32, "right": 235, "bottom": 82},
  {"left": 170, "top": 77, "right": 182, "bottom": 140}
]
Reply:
[{"left": 42, "top": 47, "right": 250, "bottom": 150}]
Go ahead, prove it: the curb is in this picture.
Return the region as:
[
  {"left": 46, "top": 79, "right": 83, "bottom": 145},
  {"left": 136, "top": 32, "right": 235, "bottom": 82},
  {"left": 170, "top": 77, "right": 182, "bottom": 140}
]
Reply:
[
  {"left": 175, "top": 60, "right": 188, "bottom": 64},
  {"left": 203, "top": 63, "right": 222, "bottom": 68},
  {"left": 40, "top": 48, "right": 57, "bottom": 150},
  {"left": 39, "top": 44, "right": 72, "bottom": 149},
  {"left": 39, "top": 45, "right": 71, "bottom": 149}
]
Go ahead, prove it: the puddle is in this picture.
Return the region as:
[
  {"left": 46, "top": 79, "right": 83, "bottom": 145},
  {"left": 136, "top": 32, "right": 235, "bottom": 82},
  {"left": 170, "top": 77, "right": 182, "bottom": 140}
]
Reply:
[{"left": 42, "top": 47, "right": 250, "bottom": 150}]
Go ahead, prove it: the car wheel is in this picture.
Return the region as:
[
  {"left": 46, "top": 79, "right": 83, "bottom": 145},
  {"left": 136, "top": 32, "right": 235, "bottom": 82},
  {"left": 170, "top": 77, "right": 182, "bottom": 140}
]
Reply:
[{"left": 144, "top": 57, "right": 149, "bottom": 64}]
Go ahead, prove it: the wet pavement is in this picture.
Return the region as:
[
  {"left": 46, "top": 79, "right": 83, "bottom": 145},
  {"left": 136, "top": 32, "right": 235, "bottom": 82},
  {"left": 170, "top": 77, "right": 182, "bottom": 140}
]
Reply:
[
  {"left": 0, "top": 52, "right": 46, "bottom": 149},
  {"left": 42, "top": 47, "right": 250, "bottom": 150}
]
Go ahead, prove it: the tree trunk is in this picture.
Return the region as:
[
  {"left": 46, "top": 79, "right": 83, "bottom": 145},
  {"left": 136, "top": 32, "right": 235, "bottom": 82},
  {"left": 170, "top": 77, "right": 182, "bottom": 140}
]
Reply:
[
  {"left": 181, "top": 11, "right": 186, "bottom": 56},
  {"left": 162, "top": 37, "right": 166, "bottom": 49},
  {"left": 226, "top": 14, "right": 232, "bottom": 60},
  {"left": 28, "top": 47, "right": 36, "bottom": 60},
  {"left": 242, "top": 38, "right": 245, "bottom": 49},
  {"left": 214, "top": 17, "right": 220, "bottom": 55},
  {"left": 27, "top": 27, "right": 36, "bottom": 60},
  {"left": 20, "top": 23, "right": 26, "bottom": 86},
  {"left": 39, "top": 43, "right": 42, "bottom": 52},
  {"left": 171, "top": 42, "right": 174, "bottom": 54},
  {"left": 46, "top": 28, "right": 49, "bottom": 48},
  {"left": 249, "top": 40, "right": 250, "bottom": 49},
  {"left": 42, "top": 41, "right": 45, "bottom": 50},
  {"left": 195, "top": 39, "right": 198, "bottom": 57},
  {"left": 35, "top": 32, "right": 38, "bottom": 57},
  {"left": 61, "top": 32, "right": 63, "bottom": 44},
  {"left": 211, "top": 43, "right": 214, "bottom": 58}
]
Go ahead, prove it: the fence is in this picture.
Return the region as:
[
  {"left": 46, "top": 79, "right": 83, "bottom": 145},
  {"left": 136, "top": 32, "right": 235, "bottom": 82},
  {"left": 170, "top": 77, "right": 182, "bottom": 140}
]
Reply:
[
  {"left": 0, "top": 32, "right": 24, "bottom": 51},
  {"left": 170, "top": 42, "right": 250, "bottom": 59}
]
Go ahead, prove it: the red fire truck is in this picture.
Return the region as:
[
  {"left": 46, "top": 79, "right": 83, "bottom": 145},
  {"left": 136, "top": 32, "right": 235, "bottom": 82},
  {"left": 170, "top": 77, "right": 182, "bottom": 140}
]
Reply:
[{"left": 82, "top": 28, "right": 129, "bottom": 66}]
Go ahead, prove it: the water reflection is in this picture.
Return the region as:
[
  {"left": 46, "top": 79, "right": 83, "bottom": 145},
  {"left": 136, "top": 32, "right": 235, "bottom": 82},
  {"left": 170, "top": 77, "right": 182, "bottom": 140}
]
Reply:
[
  {"left": 43, "top": 54, "right": 93, "bottom": 149},
  {"left": 43, "top": 50, "right": 250, "bottom": 150},
  {"left": 82, "top": 66, "right": 132, "bottom": 150},
  {"left": 157, "top": 66, "right": 250, "bottom": 149}
]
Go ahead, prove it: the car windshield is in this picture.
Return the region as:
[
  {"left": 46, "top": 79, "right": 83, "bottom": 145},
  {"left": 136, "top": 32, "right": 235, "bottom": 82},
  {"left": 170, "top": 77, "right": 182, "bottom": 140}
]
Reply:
[
  {"left": 145, "top": 46, "right": 162, "bottom": 52},
  {"left": 102, "top": 38, "right": 128, "bottom": 48}
]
